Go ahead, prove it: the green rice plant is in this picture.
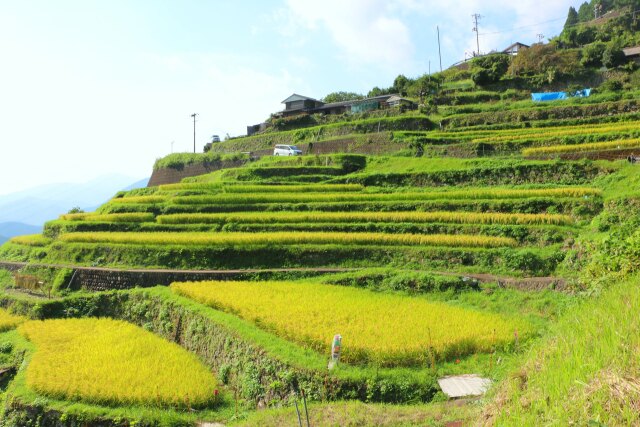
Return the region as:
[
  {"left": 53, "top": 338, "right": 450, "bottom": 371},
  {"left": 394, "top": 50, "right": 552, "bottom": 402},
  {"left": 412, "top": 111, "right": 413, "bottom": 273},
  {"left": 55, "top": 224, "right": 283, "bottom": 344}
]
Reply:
[
  {"left": 59, "top": 231, "right": 518, "bottom": 248},
  {"left": 522, "top": 138, "right": 640, "bottom": 156},
  {"left": 156, "top": 211, "right": 574, "bottom": 226},
  {"left": 171, "top": 280, "right": 529, "bottom": 366}
]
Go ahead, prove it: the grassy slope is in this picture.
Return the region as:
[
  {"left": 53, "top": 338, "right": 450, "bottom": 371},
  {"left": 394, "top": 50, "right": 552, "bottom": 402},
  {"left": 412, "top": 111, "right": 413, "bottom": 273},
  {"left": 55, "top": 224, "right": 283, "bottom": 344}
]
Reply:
[
  {"left": 482, "top": 275, "right": 640, "bottom": 426},
  {"left": 236, "top": 400, "right": 478, "bottom": 427}
]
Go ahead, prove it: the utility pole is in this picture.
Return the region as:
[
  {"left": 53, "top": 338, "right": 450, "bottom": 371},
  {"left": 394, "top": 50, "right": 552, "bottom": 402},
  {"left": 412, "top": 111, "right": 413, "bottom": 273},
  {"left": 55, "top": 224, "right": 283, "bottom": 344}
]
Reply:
[
  {"left": 472, "top": 14, "right": 482, "bottom": 56},
  {"left": 437, "top": 26, "right": 443, "bottom": 73},
  {"left": 536, "top": 33, "right": 545, "bottom": 44},
  {"left": 190, "top": 113, "right": 197, "bottom": 153}
]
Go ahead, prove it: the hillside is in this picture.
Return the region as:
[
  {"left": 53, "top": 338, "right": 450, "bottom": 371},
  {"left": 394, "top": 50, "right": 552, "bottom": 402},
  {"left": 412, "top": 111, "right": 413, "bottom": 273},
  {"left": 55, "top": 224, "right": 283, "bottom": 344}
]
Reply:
[{"left": 2, "top": 15, "right": 640, "bottom": 425}]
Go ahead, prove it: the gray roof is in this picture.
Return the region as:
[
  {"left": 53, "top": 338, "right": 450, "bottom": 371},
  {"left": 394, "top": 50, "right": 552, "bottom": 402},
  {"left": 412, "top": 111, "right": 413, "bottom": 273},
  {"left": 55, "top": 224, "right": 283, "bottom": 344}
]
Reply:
[
  {"left": 502, "top": 42, "right": 529, "bottom": 53},
  {"left": 281, "top": 93, "right": 323, "bottom": 104}
]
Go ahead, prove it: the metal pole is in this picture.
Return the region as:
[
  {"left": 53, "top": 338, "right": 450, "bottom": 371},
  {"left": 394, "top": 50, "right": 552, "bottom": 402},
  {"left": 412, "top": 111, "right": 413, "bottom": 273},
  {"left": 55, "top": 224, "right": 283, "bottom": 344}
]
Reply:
[
  {"left": 294, "top": 400, "right": 303, "bottom": 427},
  {"left": 437, "top": 26, "right": 442, "bottom": 72},
  {"left": 302, "top": 389, "right": 310, "bottom": 427},
  {"left": 472, "top": 14, "right": 482, "bottom": 56},
  {"left": 191, "top": 113, "right": 197, "bottom": 153}
]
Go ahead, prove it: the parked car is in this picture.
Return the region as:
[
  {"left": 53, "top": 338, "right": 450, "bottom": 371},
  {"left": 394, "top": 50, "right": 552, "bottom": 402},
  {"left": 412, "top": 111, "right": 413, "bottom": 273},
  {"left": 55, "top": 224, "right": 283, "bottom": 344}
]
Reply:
[{"left": 273, "top": 144, "right": 303, "bottom": 156}]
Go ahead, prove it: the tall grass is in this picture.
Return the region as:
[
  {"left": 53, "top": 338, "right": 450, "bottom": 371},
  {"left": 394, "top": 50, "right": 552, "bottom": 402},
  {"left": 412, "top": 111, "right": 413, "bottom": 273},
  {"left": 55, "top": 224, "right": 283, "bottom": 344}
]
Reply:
[{"left": 490, "top": 276, "right": 640, "bottom": 425}]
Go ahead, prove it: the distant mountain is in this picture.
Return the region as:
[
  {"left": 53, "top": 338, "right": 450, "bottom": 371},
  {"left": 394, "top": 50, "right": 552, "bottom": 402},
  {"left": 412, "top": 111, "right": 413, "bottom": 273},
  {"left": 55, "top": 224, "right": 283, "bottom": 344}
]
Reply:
[
  {"left": 122, "top": 178, "right": 149, "bottom": 191},
  {"left": 0, "top": 222, "right": 42, "bottom": 243},
  {"left": 0, "top": 175, "right": 148, "bottom": 227}
]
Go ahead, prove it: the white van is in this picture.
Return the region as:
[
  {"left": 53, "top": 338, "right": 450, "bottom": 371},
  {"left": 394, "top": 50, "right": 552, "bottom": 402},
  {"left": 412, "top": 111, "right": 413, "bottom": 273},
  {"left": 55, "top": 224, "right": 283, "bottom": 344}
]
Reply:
[{"left": 273, "top": 144, "right": 303, "bottom": 156}]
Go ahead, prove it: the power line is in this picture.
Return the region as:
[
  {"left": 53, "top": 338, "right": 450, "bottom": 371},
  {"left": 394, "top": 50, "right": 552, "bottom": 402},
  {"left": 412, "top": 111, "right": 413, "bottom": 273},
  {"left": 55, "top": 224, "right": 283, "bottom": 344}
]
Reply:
[
  {"left": 478, "top": 7, "right": 640, "bottom": 37},
  {"left": 478, "top": 17, "right": 564, "bottom": 36}
]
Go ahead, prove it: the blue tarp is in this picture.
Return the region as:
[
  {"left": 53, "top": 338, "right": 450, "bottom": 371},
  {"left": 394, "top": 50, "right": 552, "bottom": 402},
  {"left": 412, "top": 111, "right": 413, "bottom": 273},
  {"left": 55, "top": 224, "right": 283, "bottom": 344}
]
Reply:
[
  {"left": 531, "top": 88, "right": 591, "bottom": 102},
  {"left": 531, "top": 91, "right": 567, "bottom": 101}
]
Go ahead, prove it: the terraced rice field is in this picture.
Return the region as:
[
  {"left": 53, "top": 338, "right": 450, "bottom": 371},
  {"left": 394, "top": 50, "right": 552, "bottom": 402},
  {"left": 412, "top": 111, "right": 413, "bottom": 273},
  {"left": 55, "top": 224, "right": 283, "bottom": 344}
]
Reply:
[
  {"left": 19, "top": 318, "right": 217, "bottom": 408},
  {"left": 172, "top": 280, "right": 529, "bottom": 366},
  {"left": 0, "top": 309, "right": 25, "bottom": 332},
  {"left": 59, "top": 231, "right": 517, "bottom": 248}
]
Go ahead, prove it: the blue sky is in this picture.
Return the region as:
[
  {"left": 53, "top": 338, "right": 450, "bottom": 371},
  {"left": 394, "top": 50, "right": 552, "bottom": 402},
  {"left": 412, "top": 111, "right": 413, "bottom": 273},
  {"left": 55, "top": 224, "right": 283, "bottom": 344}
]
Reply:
[{"left": 0, "top": 0, "right": 576, "bottom": 195}]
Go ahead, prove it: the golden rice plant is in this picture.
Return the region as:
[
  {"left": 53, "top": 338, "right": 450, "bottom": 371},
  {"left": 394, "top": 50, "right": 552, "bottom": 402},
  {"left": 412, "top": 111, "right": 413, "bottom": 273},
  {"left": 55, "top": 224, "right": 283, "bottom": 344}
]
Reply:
[
  {"left": 19, "top": 318, "right": 217, "bottom": 408},
  {"left": 159, "top": 183, "right": 364, "bottom": 193},
  {"left": 0, "top": 309, "right": 25, "bottom": 332},
  {"left": 473, "top": 121, "right": 640, "bottom": 143},
  {"left": 59, "top": 213, "right": 155, "bottom": 223},
  {"left": 522, "top": 138, "right": 640, "bottom": 156},
  {"left": 9, "top": 234, "right": 52, "bottom": 247},
  {"left": 110, "top": 195, "right": 167, "bottom": 204},
  {"left": 59, "top": 231, "right": 517, "bottom": 248},
  {"left": 156, "top": 211, "right": 574, "bottom": 226},
  {"left": 172, "top": 280, "right": 529, "bottom": 367},
  {"left": 171, "top": 187, "right": 600, "bottom": 205}
]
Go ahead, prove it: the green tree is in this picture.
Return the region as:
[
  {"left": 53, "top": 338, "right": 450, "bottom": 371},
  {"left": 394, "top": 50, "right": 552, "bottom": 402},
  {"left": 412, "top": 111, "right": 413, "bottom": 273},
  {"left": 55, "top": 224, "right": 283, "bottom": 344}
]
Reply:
[
  {"left": 470, "top": 54, "right": 510, "bottom": 86},
  {"left": 322, "top": 91, "right": 364, "bottom": 103},
  {"left": 565, "top": 7, "right": 579, "bottom": 29},
  {"left": 578, "top": 1, "right": 592, "bottom": 22},
  {"left": 392, "top": 74, "right": 411, "bottom": 96},
  {"left": 602, "top": 43, "right": 626, "bottom": 68},
  {"left": 581, "top": 41, "right": 606, "bottom": 67},
  {"left": 367, "top": 86, "right": 393, "bottom": 97}
]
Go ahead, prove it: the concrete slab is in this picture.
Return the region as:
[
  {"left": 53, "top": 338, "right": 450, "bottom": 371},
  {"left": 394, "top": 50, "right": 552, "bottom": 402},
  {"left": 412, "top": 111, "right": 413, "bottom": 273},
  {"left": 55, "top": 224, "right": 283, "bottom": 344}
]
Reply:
[{"left": 437, "top": 374, "right": 492, "bottom": 398}]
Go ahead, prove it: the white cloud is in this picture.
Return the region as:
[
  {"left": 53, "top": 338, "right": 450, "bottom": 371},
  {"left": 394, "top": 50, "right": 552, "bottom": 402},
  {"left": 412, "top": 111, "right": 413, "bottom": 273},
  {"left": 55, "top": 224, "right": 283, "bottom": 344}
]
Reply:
[{"left": 285, "top": 0, "right": 415, "bottom": 65}]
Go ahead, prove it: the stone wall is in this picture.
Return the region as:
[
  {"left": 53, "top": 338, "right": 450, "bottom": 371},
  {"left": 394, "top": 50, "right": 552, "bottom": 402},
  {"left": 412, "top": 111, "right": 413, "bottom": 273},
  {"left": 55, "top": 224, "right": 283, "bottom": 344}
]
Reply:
[{"left": 147, "top": 158, "right": 249, "bottom": 187}]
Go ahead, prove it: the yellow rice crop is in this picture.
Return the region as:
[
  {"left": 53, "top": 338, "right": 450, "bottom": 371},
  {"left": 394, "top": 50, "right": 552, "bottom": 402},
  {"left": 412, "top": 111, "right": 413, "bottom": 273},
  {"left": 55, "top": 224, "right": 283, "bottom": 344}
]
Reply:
[
  {"left": 19, "top": 318, "right": 217, "bottom": 408},
  {"left": 159, "top": 183, "right": 364, "bottom": 193},
  {"left": 110, "top": 195, "right": 167, "bottom": 204},
  {"left": 170, "top": 187, "right": 600, "bottom": 205},
  {"left": 9, "top": 234, "right": 52, "bottom": 247},
  {"left": 472, "top": 121, "right": 640, "bottom": 143},
  {"left": 0, "top": 309, "right": 25, "bottom": 332},
  {"left": 522, "top": 138, "right": 640, "bottom": 156},
  {"left": 59, "top": 231, "right": 517, "bottom": 248},
  {"left": 172, "top": 280, "right": 529, "bottom": 366},
  {"left": 59, "top": 213, "right": 155, "bottom": 223},
  {"left": 156, "top": 211, "right": 573, "bottom": 226}
]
